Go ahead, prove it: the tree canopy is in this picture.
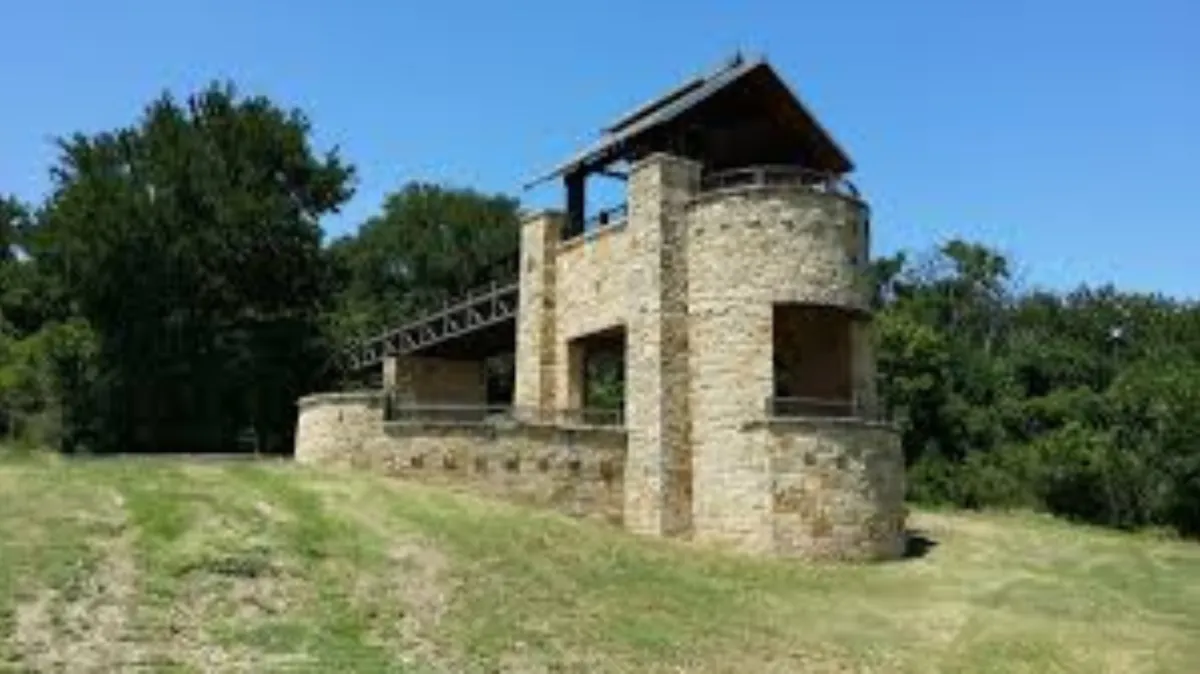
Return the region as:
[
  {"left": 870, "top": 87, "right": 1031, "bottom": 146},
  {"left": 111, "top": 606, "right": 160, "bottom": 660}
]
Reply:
[
  {"left": 874, "top": 240, "right": 1200, "bottom": 535},
  {"left": 12, "top": 82, "right": 355, "bottom": 453},
  {"left": 327, "top": 181, "right": 520, "bottom": 344}
]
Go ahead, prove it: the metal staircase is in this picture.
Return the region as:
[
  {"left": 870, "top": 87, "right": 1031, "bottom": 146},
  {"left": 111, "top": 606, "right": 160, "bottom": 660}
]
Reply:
[{"left": 344, "top": 270, "right": 520, "bottom": 371}]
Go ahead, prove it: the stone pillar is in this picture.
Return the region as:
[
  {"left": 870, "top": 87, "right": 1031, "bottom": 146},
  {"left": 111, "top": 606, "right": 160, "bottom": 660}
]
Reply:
[
  {"left": 295, "top": 392, "right": 385, "bottom": 466},
  {"left": 624, "top": 153, "right": 700, "bottom": 537},
  {"left": 513, "top": 211, "right": 563, "bottom": 421},
  {"left": 564, "top": 338, "right": 586, "bottom": 411},
  {"left": 851, "top": 319, "right": 879, "bottom": 416},
  {"left": 688, "top": 301, "right": 775, "bottom": 552},
  {"left": 383, "top": 354, "right": 415, "bottom": 405}
]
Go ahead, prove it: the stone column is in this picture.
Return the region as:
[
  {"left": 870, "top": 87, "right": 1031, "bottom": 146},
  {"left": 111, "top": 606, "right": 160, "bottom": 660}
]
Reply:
[
  {"left": 564, "top": 338, "right": 586, "bottom": 411},
  {"left": 851, "top": 319, "right": 879, "bottom": 417},
  {"left": 624, "top": 153, "right": 700, "bottom": 537},
  {"left": 382, "top": 354, "right": 416, "bottom": 405},
  {"left": 513, "top": 211, "right": 563, "bottom": 421}
]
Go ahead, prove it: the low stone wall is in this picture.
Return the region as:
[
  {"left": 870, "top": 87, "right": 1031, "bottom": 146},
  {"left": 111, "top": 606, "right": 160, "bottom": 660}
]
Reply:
[
  {"left": 295, "top": 391, "right": 386, "bottom": 468},
  {"left": 359, "top": 422, "right": 626, "bottom": 525},
  {"left": 295, "top": 392, "right": 902, "bottom": 561},
  {"left": 753, "top": 418, "right": 907, "bottom": 561},
  {"left": 296, "top": 393, "right": 627, "bottom": 525}
]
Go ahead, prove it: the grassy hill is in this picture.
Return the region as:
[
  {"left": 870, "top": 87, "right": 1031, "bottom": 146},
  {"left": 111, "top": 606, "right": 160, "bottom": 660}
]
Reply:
[{"left": 1, "top": 453, "right": 1198, "bottom": 673}]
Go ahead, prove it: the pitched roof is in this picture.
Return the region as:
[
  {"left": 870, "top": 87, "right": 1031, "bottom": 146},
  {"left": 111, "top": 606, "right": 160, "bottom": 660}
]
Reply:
[{"left": 524, "top": 53, "right": 854, "bottom": 189}]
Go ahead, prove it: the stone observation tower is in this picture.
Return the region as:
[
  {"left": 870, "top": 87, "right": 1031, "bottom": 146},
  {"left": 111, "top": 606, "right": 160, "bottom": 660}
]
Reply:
[{"left": 295, "top": 54, "right": 906, "bottom": 561}]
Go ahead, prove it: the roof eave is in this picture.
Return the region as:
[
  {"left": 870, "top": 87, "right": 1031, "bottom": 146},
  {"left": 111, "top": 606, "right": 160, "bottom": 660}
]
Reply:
[{"left": 522, "top": 54, "right": 857, "bottom": 190}]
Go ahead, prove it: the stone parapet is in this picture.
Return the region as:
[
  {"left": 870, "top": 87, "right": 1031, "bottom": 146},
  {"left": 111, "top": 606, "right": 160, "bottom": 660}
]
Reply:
[
  {"left": 554, "top": 221, "right": 630, "bottom": 342},
  {"left": 362, "top": 422, "right": 626, "bottom": 524},
  {"left": 755, "top": 418, "right": 906, "bottom": 561},
  {"left": 686, "top": 186, "right": 870, "bottom": 313},
  {"left": 294, "top": 391, "right": 385, "bottom": 467}
]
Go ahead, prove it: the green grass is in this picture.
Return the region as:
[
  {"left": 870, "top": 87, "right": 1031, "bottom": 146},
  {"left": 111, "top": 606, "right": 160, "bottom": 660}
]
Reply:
[{"left": 1, "top": 451, "right": 1199, "bottom": 672}]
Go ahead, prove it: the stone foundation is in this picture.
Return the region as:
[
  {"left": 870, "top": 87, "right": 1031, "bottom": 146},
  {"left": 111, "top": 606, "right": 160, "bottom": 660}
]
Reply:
[
  {"left": 758, "top": 419, "right": 906, "bottom": 561},
  {"left": 295, "top": 395, "right": 626, "bottom": 524},
  {"left": 294, "top": 391, "right": 385, "bottom": 468},
  {"left": 360, "top": 422, "right": 626, "bottom": 524},
  {"left": 294, "top": 393, "right": 904, "bottom": 561}
]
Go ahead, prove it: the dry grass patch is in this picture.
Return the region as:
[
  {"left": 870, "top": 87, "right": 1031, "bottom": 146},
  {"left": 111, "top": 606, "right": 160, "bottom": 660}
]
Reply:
[{"left": 2, "top": 456, "right": 1199, "bottom": 672}]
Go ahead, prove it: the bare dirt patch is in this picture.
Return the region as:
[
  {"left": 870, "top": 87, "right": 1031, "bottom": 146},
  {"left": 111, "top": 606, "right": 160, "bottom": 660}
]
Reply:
[
  {"left": 11, "top": 492, "right": 142, "bottom": 672},
  {"left": 158, "top": 570, "right": 319, "bottom": 672},
  {"left": 356, "top": 539, "right": 453, "bottom": 667},
  {"left": 307, "top": 476, "right": 457, "bottom": 666}
]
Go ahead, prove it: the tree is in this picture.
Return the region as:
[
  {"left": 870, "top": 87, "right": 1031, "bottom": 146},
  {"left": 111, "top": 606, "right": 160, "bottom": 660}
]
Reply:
[
  {"left": 872, "top": 236, "right": 1200, "bottom": 536},
  {"left": 329, "top": 182, "right": 520, "bottom": 339},
  {"left": 0, "top": 196, "right": 27, "bottom": 263},
  {"left": 326, "top": 182, "right": 521, "bottom": 393},
  {"left": 35, "top": 81, "right": 355, "bottom": 453}
]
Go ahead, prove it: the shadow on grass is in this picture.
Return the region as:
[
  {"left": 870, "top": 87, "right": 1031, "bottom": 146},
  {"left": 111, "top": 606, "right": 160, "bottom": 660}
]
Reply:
[{"left": 903, "top": 529, "right": 938, "bottom": 560}]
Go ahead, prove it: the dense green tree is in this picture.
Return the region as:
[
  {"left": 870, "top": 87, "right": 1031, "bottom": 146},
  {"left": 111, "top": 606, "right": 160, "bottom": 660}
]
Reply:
[
  {"left": 0, "top": 196, "right": 24, "bottom": 262},
  {"left": 874, "top": 238, "right": 1200, "bottom": 535},
  {"left": 32, "top": 81, "right": 355, "bottom": 453},
  {"left": 328, "top": 182, "right": 521, "bottom": 344}
]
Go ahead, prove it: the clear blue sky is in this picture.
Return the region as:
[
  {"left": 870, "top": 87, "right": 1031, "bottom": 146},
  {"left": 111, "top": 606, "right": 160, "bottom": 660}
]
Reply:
[{"left": 3, "top": 0, "right": 1196, "bottom": 296}]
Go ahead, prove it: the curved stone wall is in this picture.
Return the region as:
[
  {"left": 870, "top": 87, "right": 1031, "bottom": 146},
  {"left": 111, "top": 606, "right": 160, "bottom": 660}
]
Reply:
[
  {"left": 757, "top": 419, "right": 906, "bottom": 561},
  {"left": 294, "top": 391, "right": 385, "bottom": 466},
  {"left": 686, "top": 186, "right": 868, "bottom": 311},
  {"left": 683, "top": 184, "right": 899, "bottom": 559}
]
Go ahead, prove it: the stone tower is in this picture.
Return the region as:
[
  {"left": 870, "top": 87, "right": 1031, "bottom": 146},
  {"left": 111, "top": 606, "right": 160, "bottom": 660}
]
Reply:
[{"left": 516, "top": 54, "right": 906, "bottom": 559}]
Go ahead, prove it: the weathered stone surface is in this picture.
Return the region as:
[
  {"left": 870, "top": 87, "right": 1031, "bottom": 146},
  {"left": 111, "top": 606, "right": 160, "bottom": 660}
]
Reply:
[
  {"left": 686, "top": 187, "right": 869, "bottom": 311},
  {"left": 555, "top": 222, "right": 630, "bottom": 343},
  {"left": 759, "top": 419, "right": 907, "bottom": 561},
  {"left": 363, "top": 422, "right": 626, "bottom": 525},
  {"left": 687, "top": 300, "right": 775, "bottom": 553},
  {"left": 384, "top": 355, "right": 487, "bottom": 404},
  {"left": 297, "top": 152, "right": 906, "bottom": 563},
  {"left": 513, "top": 211, "right": 563, "bottom": 416},
  {"left": 296, "top": 395, "right": 625, "bottom": 525},
  {"left": 624, "top": 153, "right": 699, "bottom": 538},
  {"left": 682, "top": 180, "right": 891, "bottom": 556},
  {"left": 294, "top": 391, "right": 385, "bottom": 467}
]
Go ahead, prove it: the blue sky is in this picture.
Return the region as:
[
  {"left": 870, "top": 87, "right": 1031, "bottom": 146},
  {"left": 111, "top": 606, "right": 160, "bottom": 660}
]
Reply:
[{"left": 2, "top": 0, "right": 1196, "bottom": 296}]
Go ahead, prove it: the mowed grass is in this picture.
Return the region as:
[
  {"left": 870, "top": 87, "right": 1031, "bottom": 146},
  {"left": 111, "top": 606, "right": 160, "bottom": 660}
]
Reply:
[{"left": 1, "top": 452, "right": 1199, "bottom": 672}]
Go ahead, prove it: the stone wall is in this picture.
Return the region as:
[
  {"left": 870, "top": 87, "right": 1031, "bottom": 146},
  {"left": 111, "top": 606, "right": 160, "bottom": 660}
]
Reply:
[
  {"left": 294, "top": 393, "right": 626, "bottom": 525},
  {"left": 553, "top": 222, "right": 631, "bottom": 413},
  {"left": 624, "top": 154, "right": 699, "bottom": 537},
  {"left": 294, "top": 391, "right": 386, "bottom": 467},
  {"left": 359, "top": 423, "right": 626, "bottom": 524},
  {"left": 513, "top": 212, "right": 562, "bottom": 414},
  {"left": 554, "top": 222, "right": 631, "bottom": 342},
  {"left": 385, "top": 355, "right": 487, "bottom": 404},
  {"left": 684, "top": 181, "right": 882, "bottom": 554},
  {"left": 757, "top": 419, "right": 906, "bottom": 561},
  {"left": 686, "top": 186, "right": 869, "bottom": 311}
]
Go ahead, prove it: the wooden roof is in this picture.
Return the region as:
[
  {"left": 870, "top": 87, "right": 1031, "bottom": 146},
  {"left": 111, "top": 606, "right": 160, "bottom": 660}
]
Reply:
[{"left": 525, "top": 54, "right": 854, "bottom": 188}]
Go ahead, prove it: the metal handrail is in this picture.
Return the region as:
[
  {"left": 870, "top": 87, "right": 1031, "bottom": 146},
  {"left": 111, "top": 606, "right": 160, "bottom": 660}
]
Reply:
[
  {"left": 585, "top": 202, "right": 628, "bottom": 230},
  {"left": 700, "top": 165, "right": 861, "bottom": 200},
  {"left": 383, "top": 399, "right": 626, "bottom": 428},
  {"left": 766, "top": 395, "right": 884, "bottom": 421},
  {"left": 555, "top": 406, "right": 624, "bottom": 427},
  {"left": 345, "top": 278, "right": 519, "bottom": 370}
]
